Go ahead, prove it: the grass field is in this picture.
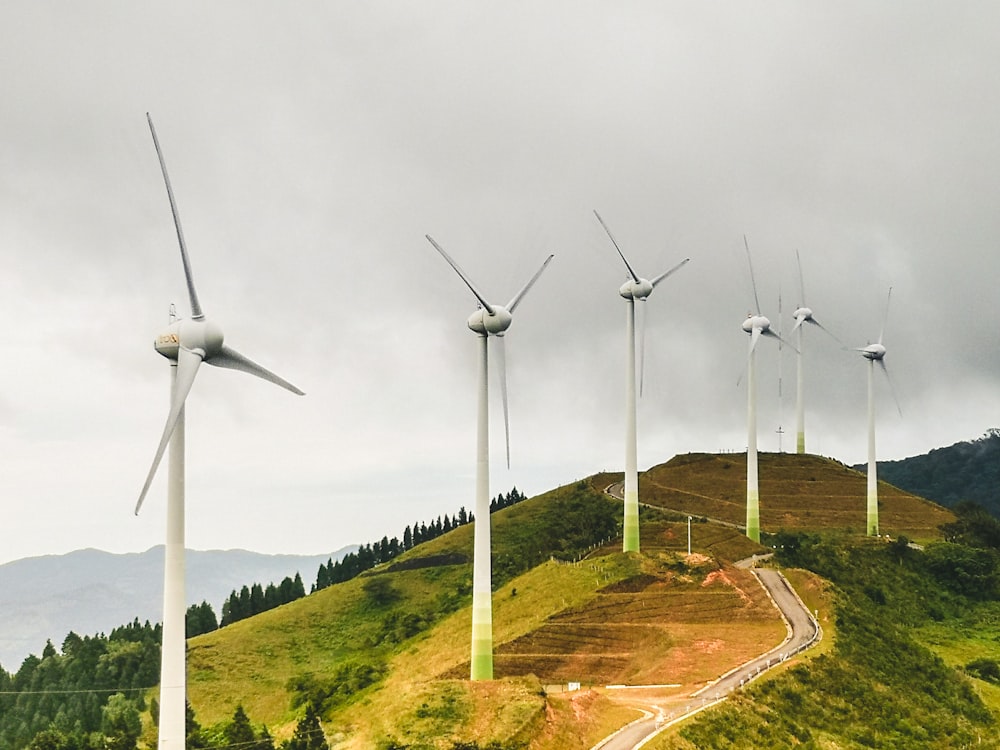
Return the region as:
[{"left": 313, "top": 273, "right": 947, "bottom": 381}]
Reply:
[
  {"left": 174, "top": 452, "right": 964, "bottom": 748},
  {"left": 640, "top": 452, "right": 954, "bottom": 540}
]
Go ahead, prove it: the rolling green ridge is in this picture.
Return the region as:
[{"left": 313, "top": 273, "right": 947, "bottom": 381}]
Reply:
[{"left": 10, "top": 450, "right": 1000, "bottom": 750}]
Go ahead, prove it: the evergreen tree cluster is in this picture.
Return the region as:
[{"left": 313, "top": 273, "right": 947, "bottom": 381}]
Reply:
[
  {"left": 312, "top": 488, "right": 527, "bottom": 593},
  {"left": 184, "top": 702, "right": 324, "bottom": 750},
  {"left": 185, "top": 601, "right": 219, "bottom": 638},
  {"left": 220, "top": 574, "right": 306, "bottom": 627},
  {"left": 0, "top": 620, "right": 160, "bottom": 750}
]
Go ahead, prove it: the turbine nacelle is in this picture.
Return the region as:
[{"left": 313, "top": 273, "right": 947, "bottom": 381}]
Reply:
[
  {"left": 619, "top": 278, "right": 654, "bottom": 300},
  {"left": 155, "top": 318, "right": 225, "bottom": 361},
  {"left": 860, "top": 343, "right": 886, "bottom": 361},
  {"left": 793, "top": 306, "right": 813, "bottom": 323},
  {"left": 467, "top": 305, "right": 513, "bottom": 336},
  {"left": 742, "top": 314, "right": 771, "bottom": 334}
]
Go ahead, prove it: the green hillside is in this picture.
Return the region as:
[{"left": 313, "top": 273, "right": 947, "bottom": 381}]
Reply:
[
  {"left": 9, "top": 450, "right": 995, "bottom": 750},
  {"left": 169, "top": 453, "right": 986, "bottom": 749}
]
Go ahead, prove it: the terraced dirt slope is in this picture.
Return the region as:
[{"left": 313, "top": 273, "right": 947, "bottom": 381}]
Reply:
[
  {"left": 636, "top": 452, "right": 954, "bottom": 539},
  {"left": 494, "top": 566, "right": 783, "bottom": 687},
  {"left": 482, "top": 522, "right": 783, "bottom": 688}
]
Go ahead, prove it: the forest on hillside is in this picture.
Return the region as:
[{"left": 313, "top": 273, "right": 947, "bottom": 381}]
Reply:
[{"left": 861, "top": 429, "right": 1000, "bottom": 518}]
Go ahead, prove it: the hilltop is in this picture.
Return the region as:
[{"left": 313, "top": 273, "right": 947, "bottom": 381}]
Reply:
[{"left": 603, "top": 451, "right": 953, "bottom": 540}]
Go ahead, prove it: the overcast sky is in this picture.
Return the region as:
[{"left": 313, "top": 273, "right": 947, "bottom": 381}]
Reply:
[{"left": 2, "top": 2, "right": 998, "bottom": 565}]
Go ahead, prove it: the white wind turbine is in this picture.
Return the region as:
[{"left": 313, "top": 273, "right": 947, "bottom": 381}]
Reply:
[
  {"left": 425, "top": 234, "right": 552, "bottom": 681},
  {"left": 740, "top": 236, "right": 788, "bottom": 543},
  {"left": 136, "top": 114, "right": 304, "bottom": 750},
  {"left": 594, "top": 210, "right": 689, "bottom": 553},
  {"left": 856, "top": 287, "right": 901, "bottom": 537},
  {"left": 790, "top": 250, "right": 840, "bottom": 455}
]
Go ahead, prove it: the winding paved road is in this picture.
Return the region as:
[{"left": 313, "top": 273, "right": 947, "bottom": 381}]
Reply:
[{"left": 591, "top": 483, "right": 821, "bottom": 749}]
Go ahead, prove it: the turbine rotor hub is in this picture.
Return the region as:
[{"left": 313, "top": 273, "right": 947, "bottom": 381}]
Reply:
[
  {"left": 861, "top": 343, "right": 886, "bottom": 361},
  {"left": 178, "top": 318, "right": 224, "bottom": 360},
  {"left": 619, "top": 278, "right": 653, "bottom": 300},
  {"left": 794, "top": 306, "right": 813, "bottom": 321},
  {"left": 467, "top": 305, "right": 512, "bottom": 335}
]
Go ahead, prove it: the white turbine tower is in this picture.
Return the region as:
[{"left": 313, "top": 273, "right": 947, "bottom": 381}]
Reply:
[
  {"left": 594, "top": 210, "right": 689, "bottom": 553},
  {"left": 740, "top": 236, "right": 786, "bottom": 543},
  {"left": 136, "top": 114, "right": 304, "bottom": 749},
  {"left": 790, "top": 250, "right": 839, "bottom": 455},
  {"left": 425, "top": 234, "right": 552, "bottom": 681},
  {"left": 856, "top": 287, "right": 901, "bottom": 537}
]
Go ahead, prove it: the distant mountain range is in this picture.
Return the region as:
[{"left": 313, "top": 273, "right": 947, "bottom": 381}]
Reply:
[
  {"left": 854, "top": 428, "right": 1000, "bottom": 518},
  {"left": 0, "top": 545, "right": 354, "bottom": 670}
]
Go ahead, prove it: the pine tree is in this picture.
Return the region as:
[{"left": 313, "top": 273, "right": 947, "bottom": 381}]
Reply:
[
  {"left": 285, "top": 704, "right": 329, "bottom": 750},
  {"left": 292, "top": 572, "right": 306, "bottom": 599},
  {"left": 250, "top": 583, "right": 265, "bottom": 615},
  {"left": 224, "top": 705, "right": 256, "bottom": 749}
]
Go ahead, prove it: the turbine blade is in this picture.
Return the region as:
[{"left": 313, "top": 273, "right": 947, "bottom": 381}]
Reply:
[
  {"left": 749, "top": 326, "right": 763, "bottom": 356},
  {"left": 791, "top": 316, "right": 805, "bottom": 333},
  {"left": 594, "top": 210, "right": 640, "bottom": 283},
  {"left": 135, "top": 348, "right": 203, "bottom": 514},
  {"left": 506, "top": 253, "right": 554, "bottom": 312},
  {"left": 795, "top": 248, "right": 807, "bottom": 307},
  {"left": 878, "top": 286, "right": 893, "bottom": 345},
  {"left": 743, "top": 235, "right": 762, "bottom": 315},
  {"left": 650, "top": 257, "right": 691, "bottom": 288},
  {"left": 425, "top": 235, "right": 495, "bottom": 315},
  {"left": 763, "top": 328, "right": 799, "bottom": 354},
  {"left": 878, "top": 359, "right": 903, "bottom": 417},
  {"left": 147, "top": 113, "right": 203, "bottom": 320},
  {"left": 638, "top": 298, "right": 647, "bottom": 397},
  {"left": 809, "top": 317, "right": 844, "bottom": 346},
  {"left": 494, "top": 335, "right": 511, "bottom": 469},
  {"left": 207, "top": 345, "right": 305, "bottom": 395}
]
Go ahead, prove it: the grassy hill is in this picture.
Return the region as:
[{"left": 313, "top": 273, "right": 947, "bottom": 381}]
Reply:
[
  {"left": 633, "top": 452, "right": 954, "bottom": 541},
  {"left": 163, "top": 453, "right": 992, "bottom": 749}
]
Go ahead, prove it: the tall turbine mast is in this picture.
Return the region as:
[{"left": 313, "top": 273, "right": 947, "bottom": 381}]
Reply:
[
  {"left": 855, "top": 287, "right": 901, "bottom": 536},
  {"left": 740, "top": 236, "right": 788, "bottom": 543},
  {"left": 594, "top": 211, "right": 688, "bottom": 553},
  {"left": 138, "top": 115, "right": 303, "bottom": 749},
  {"left": 425, "top": 234, "right": 552, "bottom": 680},
  {"left": 791, "top": 249, "right": 839, "bottom": 455}
]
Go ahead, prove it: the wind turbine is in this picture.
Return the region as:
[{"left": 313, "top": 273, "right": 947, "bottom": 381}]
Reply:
[
  {"left": 740, "top": 236, "right": 787, "bottom": 543},
  {"left": 790, "top": 250, "right": 840, "bottom": 454},
  {"left": 136, "top": 114, "right": 304, "bottom": 749},
  {"left": 856, "top": 287, "right": 901, "bottom": 537},
  {"left": 425, "top": 234, "right": 552, "bottom": 680},
  {"left": 594, "top": 210, "right": 689, "bottom": 553}
]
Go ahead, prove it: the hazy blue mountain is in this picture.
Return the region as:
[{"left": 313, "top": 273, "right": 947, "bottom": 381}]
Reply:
[
  {"left": 853, "top": 429, "right": 1000, "bottom": 518},
  {"left": 0, "top": 545, "right": 354, "bottom": 670}
]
